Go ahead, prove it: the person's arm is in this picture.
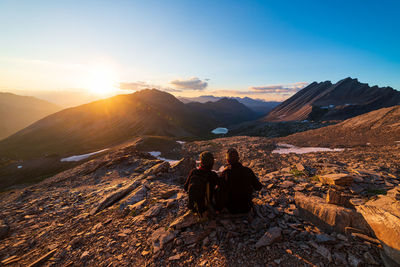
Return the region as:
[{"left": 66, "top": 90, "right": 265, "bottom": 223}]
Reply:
[
  {"left": 249, "top": 168, "right": 262, "bottom": 191},
  {"left": 184, "top": 169, "right": 194, "bottom": 191}
]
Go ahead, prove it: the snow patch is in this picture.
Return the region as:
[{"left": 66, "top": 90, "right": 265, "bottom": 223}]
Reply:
[
  {"left": 17, "top": 165, "right": 22, "bottom": 169},
  {"left": 148, "top": 151, "right": 180, "bottom": 165},
  {"left": 272, "top": 143, "right": 344, "bottom": 154},
  {"left": 211, "top": 127, "right": 228, "bottom": 134},
  {"left": 176, "top": 141, "right": 186, "bottom": 145},
  {"left": 61, "top": 149, "right": 108, "bottom": 162}
]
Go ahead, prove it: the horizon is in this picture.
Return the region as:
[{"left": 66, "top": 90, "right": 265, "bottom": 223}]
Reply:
[{"left": 1, "top": 1, "right": 400, "bottom": 107}]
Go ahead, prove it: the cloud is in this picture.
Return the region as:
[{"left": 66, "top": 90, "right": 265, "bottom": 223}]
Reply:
[
  {"left": 249, "top": 82, "right": 308, "bottom": 93},
  {"left": 117, "top": 81, "right": 182, "bottom": 92},
  {"left": 170, "top": 77, "right": 208, "bottom": 90},
  {"left": 118, "top": 81, "right": 149, "bottom": 90}
]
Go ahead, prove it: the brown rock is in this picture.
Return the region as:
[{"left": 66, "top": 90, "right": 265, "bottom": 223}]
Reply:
[
  {"left": 356, "top": 189, "right": 400, "bottom": 265},
  {"left": 150, "top": 227, "right": 176, "bottom": 253},
  {"left": 255, "top": 227, "right": 282, "bottom": 248},
  {"left": 279, "top": 181, "right": 295, "bottom": 189},
  {"left": 319, "top": 173, "right": 354, "bottom": 186},
  {"left": 91, "top": 179, "right": 142, "bottom": 215},
  {"left": 170, "top": 211, "right": 197, "bottom": 230},
  {"left": 144, "top": 161, "right": 170, "bottom": 176},
  {"left": 295, "top": 192, "right": 371, "bottom": 234},
  {"left": 326, "top": 189, "right": 353, "bottom": 208}
]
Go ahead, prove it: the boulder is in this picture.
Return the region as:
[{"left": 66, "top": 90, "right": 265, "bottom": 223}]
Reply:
[
  {"left": 326, "top": 189, "right": 353, "bottom": 208},
  {"left": 295, "top": 192, "right": 370, "bottom": 234},
  {"left": 255, "top": 227, "right": 282, "bottom": 248},
  {"left": 356, "top": 187, "right": 400, "bottom": 265},
  {"left": 319, "top": 173, "right": 354, "bottom": 186}
]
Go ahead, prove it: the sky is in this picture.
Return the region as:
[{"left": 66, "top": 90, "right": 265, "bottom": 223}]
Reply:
[{"left": 0, "top": 0, "right": 399, "bottom": 106}]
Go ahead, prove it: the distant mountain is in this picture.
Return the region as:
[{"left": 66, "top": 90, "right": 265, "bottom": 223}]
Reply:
[
  {"left": 0, "top": 89, "right": 214, "bottom": 159},
  {"left": 179, "top": 95, "right": 280, "bottom": 115},
  {"left": 0, "top": 89, "right": 260, "bottom": 159},
  {"left": 186, "top": 98, "right": 259, "bottom": 125},
  {"left": 264, "top": 77, "right": 400, "bottom": 122},
  {"left": 0, "top": 92, "right": 61, "bottom": 140},
  {"left": 280, "top": 105, "right": 400, "bottom": 147}
]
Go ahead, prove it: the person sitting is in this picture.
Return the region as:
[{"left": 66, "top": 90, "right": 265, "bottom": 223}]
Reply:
[
  {"left": 219, "top": 148, "right": 262, "bottom": 214},
  {"left": 184, "top": 151, "right": 219, "bottom": 217}
]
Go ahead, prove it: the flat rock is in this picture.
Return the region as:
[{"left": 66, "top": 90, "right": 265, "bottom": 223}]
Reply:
[
  {"left": 170, "top": 211, "right": 197, "bottom": 230},
  {"left": 144, "top": 162, "right": 170, "bottom": 176},
  {"left": 319, "top": 173, "right": 354, "bottom": 186},
  {"left": 255, "top": 227, "right": 282, "bottom": 248},
  {"left": 279, "top": 181, "right": 295, "bottom": 188},
  {"left": 150, "top": 227, "right": 176, "bottom": 253},
  {"left": 295, "top": 192, "right": 371, "bottom": 234}
]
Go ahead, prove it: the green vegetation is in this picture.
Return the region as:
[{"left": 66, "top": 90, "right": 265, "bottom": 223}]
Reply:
[
  {"left": 290, "top": 168, "right": 307, "bottom": 177},
  {"left": 367, "top": 188, "right": 387, "bottom": 195}
]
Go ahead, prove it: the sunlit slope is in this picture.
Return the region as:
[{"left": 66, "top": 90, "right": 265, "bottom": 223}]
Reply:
[
  {"left": 0, "top": 92, "right": 61, "bottom": 140},
  {"left": 279, "top": 105, "right": 400, "bottom": 147},
  {"left": 0, "top": 89, "right": 217, "bottom": 159}
]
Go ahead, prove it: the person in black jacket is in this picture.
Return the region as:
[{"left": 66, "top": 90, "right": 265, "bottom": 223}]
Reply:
[
  {"left": 219, "top": 148, "right": 262, "bottom": 214},
  {"left": 184, "top": 151, "right": 219, "bottom": 216}
]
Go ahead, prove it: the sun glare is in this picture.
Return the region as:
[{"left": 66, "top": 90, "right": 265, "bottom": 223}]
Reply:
[{"left": 85, "top": 66, "right": 118, "bottom": 96}]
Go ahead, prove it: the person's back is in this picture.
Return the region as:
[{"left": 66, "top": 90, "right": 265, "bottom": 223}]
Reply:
[
  {"left": 184, "top": 151, "right": 218, "bottom": 216},
  {"left": 220, "top": 148, "right": 262, "bottom": 214}
]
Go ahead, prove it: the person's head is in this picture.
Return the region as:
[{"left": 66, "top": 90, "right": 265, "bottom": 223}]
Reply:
[
  {"left": 226, "top": 148, "right": 239, "bottom": 164},
  {"left": 199, "top": 151, "right": 214, "bottom": 170}
]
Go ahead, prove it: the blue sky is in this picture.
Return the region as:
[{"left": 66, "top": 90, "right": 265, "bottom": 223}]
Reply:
[{"left": 0, "top": 0, "right": 399, "bottom": 105}]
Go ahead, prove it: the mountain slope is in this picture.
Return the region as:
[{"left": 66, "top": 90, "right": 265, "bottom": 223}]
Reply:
[
  {"left": 280, "top": 105, "right": 400, "bottom": 147},
  {"left": 179, "top": 96, "right": 280, "bottom": 115},
  {"left": 264, "top": 78, "right": 400, "bottom": 122},
  {"left": 0, "top": 92, "right": 61, "bottom": 140},
  {"left": 0, "top": 89, "right": 218, "bottom": 159},
  {"left": 186, "top": 98, "right": 259, "bottom": 125}
]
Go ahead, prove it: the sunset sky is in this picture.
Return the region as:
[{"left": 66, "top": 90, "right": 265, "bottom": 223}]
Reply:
[{"left": 1, "top": 0, "right": 399, "bottom": 106}]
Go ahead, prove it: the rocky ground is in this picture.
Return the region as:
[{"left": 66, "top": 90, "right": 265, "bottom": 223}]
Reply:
[{"left": 0, "top": 136, "right": 399, "bottom": 266}]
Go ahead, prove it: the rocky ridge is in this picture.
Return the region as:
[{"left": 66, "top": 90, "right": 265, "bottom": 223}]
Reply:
[{"left": 0, "top": 136, "right": 399, "bottom": 266}]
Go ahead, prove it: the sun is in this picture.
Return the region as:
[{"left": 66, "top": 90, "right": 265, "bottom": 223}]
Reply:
[{"left": 85, "top": 66, "right": 118, "bottom": 96}]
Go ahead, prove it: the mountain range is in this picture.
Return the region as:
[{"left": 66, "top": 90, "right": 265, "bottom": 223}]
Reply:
[
  {"left": 0, "top": 92, "right": 61, "bottom": 140},
  {"left": 264, "top": 77, "right": 400, "bottom": 122},
  {"left": 179, "top": 96, "right": 280, "bottom": 115},
  {"left": 0, "top": 89, "right": 256, "bottom": 160}
]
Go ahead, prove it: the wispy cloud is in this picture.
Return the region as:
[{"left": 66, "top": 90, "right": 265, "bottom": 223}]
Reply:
[
  {"left": 170, "top": 77, "right": 208, "bottom": 90},
  {"left": 249, "top": 82, "right": 308, "bottom": 93},
  {"left": 117, "top": 81, "right": 182, "bottom": 92}
]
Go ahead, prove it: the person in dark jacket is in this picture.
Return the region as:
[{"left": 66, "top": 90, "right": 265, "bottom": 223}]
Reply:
[
  {"left": 219, "top": 148, "right": 262, "bottom": 214},
  {"left": 184, "top": 151, "right": 219, "bottom": 216}
]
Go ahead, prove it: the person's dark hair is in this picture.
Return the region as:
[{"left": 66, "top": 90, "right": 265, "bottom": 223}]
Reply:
[
  {"left": 226, "top": 148, "right": 239, "bottom": 164},
  {"left": 199, "top": 151, "right": 214, "bottom": 170}
]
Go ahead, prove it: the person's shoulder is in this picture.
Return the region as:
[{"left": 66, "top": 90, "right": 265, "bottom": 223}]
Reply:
[
  {"left": 242, "top": 165, "right": 255, "bottom": 174},
  {"left": 189, "top": 168, "right": 199, "bottom": 176}
]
